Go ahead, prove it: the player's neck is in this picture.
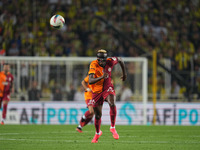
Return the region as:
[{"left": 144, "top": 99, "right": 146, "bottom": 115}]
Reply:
[
  {"left": 4, "top": 71, "right": 9, "bottom": 75},
  {"left": 99, "top": 64, "right": 105, "bottom": 68}
]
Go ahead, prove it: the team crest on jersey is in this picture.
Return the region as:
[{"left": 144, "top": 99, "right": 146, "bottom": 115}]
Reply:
[
  {"left": 107, "top": 87, "right": 114, "bottom": 92},
  {"left": 112, "top": 57, "right": 116, "bottom": 61},
  {"left": 108, "top": 67, "right": 111, "bottom": 72}
]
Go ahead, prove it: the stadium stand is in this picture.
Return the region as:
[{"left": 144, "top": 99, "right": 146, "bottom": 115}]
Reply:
[{"left": 0, "top": 0, "right": 200, "bottom": 101}]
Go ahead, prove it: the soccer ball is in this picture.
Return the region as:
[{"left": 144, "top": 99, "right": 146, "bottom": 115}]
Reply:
[{"left": 50, "top": 15, "right": 65, "bottom": 29}]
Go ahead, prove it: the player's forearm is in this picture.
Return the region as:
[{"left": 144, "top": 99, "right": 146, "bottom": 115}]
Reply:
[
  {"left": 9, "top": 81, "right": 13, "bottom": 89},
  {"left": 11, "top": 87, "right": 14, "bottom": 93},
  {"left": 89, "top": 75, "right": 104, "bottom": 84},
  {"left": 81, "top": 80, "right": 88, "bottom": 89}
]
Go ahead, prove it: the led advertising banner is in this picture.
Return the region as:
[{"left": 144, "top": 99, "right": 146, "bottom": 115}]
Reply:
[{"left": 1, "top": 102, "right": 199, "bottom": 125}]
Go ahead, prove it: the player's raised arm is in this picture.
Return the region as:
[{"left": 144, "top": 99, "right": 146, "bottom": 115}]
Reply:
[
  {"left": 10, "top": 77, "right": 14, "bottom": 93},
  {"left": 117, "top": 57, "right": 127, "bottom": 81}
]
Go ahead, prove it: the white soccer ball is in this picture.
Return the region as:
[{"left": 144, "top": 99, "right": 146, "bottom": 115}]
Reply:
[{"left": 50, "top": 15, "right": 65, "bottom": 29}]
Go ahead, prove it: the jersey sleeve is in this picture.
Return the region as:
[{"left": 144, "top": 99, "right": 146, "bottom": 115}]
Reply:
[
  {"left": 84, "top": 75, "right": 89, "bottom": 83},
  {"left": 88, "top": 61, "right": 96, "bottom": 75},
  {"left": 0, "top": 72, "right": 6, "bottom": 97},
  {"left": 108, "top": 57, "right": 118, "bottom": 66}
]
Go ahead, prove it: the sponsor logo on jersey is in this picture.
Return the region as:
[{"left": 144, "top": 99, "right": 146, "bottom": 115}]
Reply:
[
  {"left": 107, "top": 87, "right": 114, "bottom": 92},
  {"left": 108, "top": 67, "right": 111, "bottom": 72},
  {"left": 92, "top": 99, "right": 95, "bottom": 104},
  {"left": 88, "top": 99, "right": 93, "bottom": 105}
]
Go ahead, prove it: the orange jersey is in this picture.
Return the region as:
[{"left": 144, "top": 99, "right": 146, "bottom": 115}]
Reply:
[
  {"left": 84, "top": 75, "right": 92, "bottom": 100},
  {"left": 88, "top": 60, "right": 104, "bottom": 93},
  {"left": 0, "top": 72, "right": 6, "bottom": 97}
]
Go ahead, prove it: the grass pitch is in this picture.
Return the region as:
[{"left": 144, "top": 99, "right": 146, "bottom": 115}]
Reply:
[{"left": 0, "top": 125, "right": 200, "bottom": 150}]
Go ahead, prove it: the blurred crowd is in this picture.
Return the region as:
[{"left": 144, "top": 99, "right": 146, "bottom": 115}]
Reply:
[{"left": 0, "top": 0, "right": 200, "bottom": 101}]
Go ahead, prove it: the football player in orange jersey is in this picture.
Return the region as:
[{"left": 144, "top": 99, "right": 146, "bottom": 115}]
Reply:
[
  {"left": 76, "top": 75, "right": 95, "bottom": 133},
  {"left": 88, "top": 49, "right": 127, "bottom": 143},
  {"left": 0, "top": 63, "right": 14, "bottom": 125}
]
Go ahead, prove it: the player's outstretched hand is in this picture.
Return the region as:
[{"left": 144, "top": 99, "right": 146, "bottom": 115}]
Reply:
[{"left": 120, "top": 74, "right": 127, "bottom": 81}]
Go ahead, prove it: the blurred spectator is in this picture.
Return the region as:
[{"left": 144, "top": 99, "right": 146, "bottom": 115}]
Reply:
[
  {"left": 175, "top": 48, "right": 191, "bottom": 80},
  {"left": 157, "top": 73, "right": 165, "bottom": 100},
  {"left": 52, "top": 87, "right": 62, "bottom": 101},
  {"left": 60, "top": 79, "right": 67, "bottom": 99},
  {"left": 195, "top": 77, "right": 200, "bottom": 100},
  {"left": 194, "top": 47, "right": 200, "bottom": 67},
  {"left": 0, "top": 0, "right": 198, "bottom": 60},
  {"left": 20, "top": 62, "right": 29, "bottom": 91},
  {"left": 67, "top": 83, "right": 76, "bottom": 101},
  {"left": 28, "top": 81, "right": 41, "bottom": 101},
  {"left": 170, "top": 80, "right": 181, "bottom": 100},
  {"left": 120, "top": 83, "right": 133, "bottom": 101},
  {"left": 20, "top": 95, "right": 26, "bottom": 101},
  {"left": 0, "top": 47, "right": 5, "bottom": 56},
  {"left": 20, "top": 47, "right": 29, "bottom": 56},
  {"left": 193, "top": 65, "right": 200, "bottom": 100},
  {"left": 73, "top": 86, "right": 84, "bottom": 101},
  {"left": 7, "top": 42, "right": 20, "bottom": 56},
  {"left": 1, "top": 0, "right": 200, "bottom": 101}
]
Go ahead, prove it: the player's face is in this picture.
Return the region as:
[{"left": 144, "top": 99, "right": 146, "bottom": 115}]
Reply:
[
  {"left": 3, "top": 65, "right": 10, "bottom": 72},
  {"left": 97, "top": 58, "right": 107, "bottom": 67}
]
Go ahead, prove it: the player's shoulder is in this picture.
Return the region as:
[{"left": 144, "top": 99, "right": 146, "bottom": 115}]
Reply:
[
  {"left": 90, "top": 60, "right": 98, "bottom": 66},
  {"left": 0, "top": 71, "right": 6, "bottom": 77},
  {"left": 91, "top": 60, "right": 98, "bottom": 64},
  {"left": 8, "top": 72, "right": 13, "bottom": 76},
  {"left": 108, "top": 57, "right": 118, "bottom": 60},
  {"left": 107, "top": 57, "right": 118, "bottom": 62},
  {"left": 8, "top": 72, "right": 14, "bottom": 78}
]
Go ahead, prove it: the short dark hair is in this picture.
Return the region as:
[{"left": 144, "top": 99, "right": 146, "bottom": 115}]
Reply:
[{"left": 97, "top": 49, "right": 107, "bottom": 58}]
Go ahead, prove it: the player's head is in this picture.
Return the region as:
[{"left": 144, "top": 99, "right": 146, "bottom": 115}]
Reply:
[
  {"left": 3, "top": 63, "right": 10, "bottom": 73},
  {"left": 97, "top": 49, "right": 107, "bottom": 67}
]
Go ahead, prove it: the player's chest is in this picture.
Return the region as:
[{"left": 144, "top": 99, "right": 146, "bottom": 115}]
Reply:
[
  {"left": 5, "top": 76, "right": 12, "bottom": 84},
  {"left": 104, "top": 65, "right": 112, "bottom": 74},
  {"left": 95, "top": 67, "right": 104, "bottom": 77},
  {"left": 95, "top": 65, "right": 112, "bottom": 77}
]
